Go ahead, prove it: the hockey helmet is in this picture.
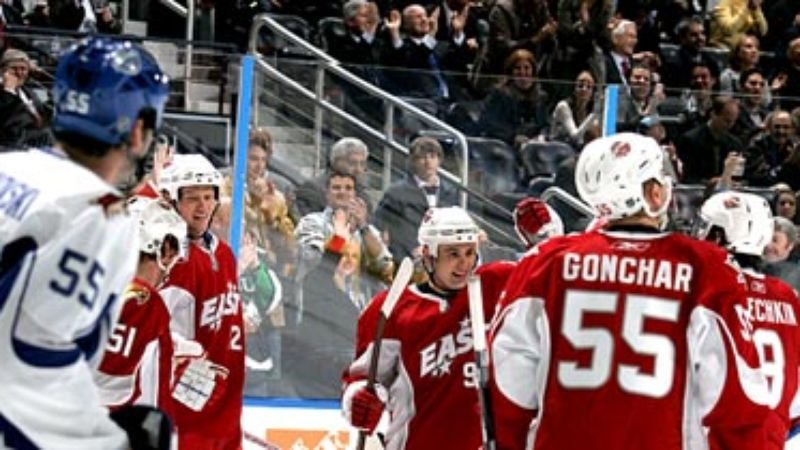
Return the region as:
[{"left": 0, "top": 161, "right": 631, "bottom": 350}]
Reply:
[
  {"left": 52, "top": 37, "right": 170, "bottom": 147},
  {"left": 695, "top": 191, "right": 774, "bottom": 256},
  {"left": 575, "top": 132, "right": 672, "bottom": 220},
  {"left": 158, "top": 154, "right": 223, "bottom": 202},
  {"left": 128, "top": 196, "right": 188, "bottom": 271},
  {"left": 418, "top": 207, "right": 480, "bottom": 255}
]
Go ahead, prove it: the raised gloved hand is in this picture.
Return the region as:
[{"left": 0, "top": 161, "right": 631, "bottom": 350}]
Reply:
[
  {"left": 346, "top": 383, "right": 387, "bottom": 434},
  {"left": 513, "top": 197, "right": 563, "bottom": 248}
]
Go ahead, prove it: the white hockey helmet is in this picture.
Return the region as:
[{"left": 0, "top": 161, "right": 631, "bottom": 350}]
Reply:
[
  {"left": 128, "top": 196, "right": 188, "bottom": 271},
  {"left": 695, "top": 191, "right": 774, "bottom": 256},
  {"left": 575, "top": 132, "right": 672, "bottom": 220},
  {"left": 158, "top": 153, "right": 223, "bottom": 202},
  {"left": 418, "top": 207, "right": 480, "bottom": 255}
]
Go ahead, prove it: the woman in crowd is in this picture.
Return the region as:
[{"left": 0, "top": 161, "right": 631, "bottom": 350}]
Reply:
[
  {"left": 549, "top": 70, "right": 599, "bottom": 149},
  {"left": 480, "top": 49, "right": 550, "bottom": 148}
]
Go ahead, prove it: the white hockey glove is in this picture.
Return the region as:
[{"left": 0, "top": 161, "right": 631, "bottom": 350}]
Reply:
[{"left": 172, "top": 357, "right": 229, "bottom": 412}]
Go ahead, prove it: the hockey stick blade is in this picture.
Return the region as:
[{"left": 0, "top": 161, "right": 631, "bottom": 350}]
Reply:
[
  {"left": 243, "top": 430, "right": 280, "bottom": 450},
  {"left": 380, "top": 257, "right": 414, "bottom": 319}
]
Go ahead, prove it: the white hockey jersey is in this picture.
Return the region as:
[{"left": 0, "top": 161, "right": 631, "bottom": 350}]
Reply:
[{"left": 0, "top": 149, "right": 137, "bottom": 449}]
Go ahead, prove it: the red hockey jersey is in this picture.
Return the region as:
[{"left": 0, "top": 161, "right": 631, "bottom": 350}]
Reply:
[
  {"left": 160, "top": 233, "right": 244, "bottom": 449},
  {"left": 490, "top": 229, "right": 770, "bottom": 450},
  {"left": 739, "top": 270, "right": 800, "bottom": 449},
  {"left": 342, "top": 261, "right": 515, "bottom": 450},
  {"left": 96, "top": 278, "right": 174, "bottom": 415}
]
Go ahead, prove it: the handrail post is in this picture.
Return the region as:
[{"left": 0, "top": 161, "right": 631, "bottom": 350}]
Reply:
[
  {"left": 457, "top": 134, "right": 469, "bottom": 208},
  {"left": 382, "top": 101, "right": 395, "bottom": 192},
  {"left": 121, "top": 0, "right": 129, "bottom": 34},
  {"left": 313, "top": 61, "right": 326, "bottom": 176},
  {"left": 184, "top": 0, "right": 195, "bottom": 111}
]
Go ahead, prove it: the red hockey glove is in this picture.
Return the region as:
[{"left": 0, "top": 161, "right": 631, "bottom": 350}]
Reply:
[
  {"left": 350, "top": 387, "right": 385, "bottom": 434},
  {"left": 514, "top": 197, "right": 553, "bottom": 247}
]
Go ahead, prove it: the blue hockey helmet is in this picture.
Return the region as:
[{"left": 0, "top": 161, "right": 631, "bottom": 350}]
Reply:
[{"left": 52, "top": 37, "right": 170, "bottom": 148}]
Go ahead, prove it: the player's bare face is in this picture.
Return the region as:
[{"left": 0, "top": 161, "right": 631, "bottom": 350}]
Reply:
[
  {"left": 431, "top": 243, "right": 477, "bottom": 291},
  {"left": 177, "top": 186, "right": 218, "bottom": 238}
]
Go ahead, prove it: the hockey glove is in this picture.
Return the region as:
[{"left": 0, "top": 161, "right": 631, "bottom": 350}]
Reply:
[
  {"left": 513, "top": 197, "right": 553, "bottom": 247},
  {"left": 350, "top": 386, "right": 386, "bottom": 434},
  {"left": 172, "top": 357, "right": 229, "bottom": 412}
]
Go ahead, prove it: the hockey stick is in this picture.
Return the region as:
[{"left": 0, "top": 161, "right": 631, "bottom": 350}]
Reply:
[
  {"left": 355, "top": 257, "right": 414, "bottom": 450},
  {"left": 243, "top": 430, "right": 280, "bottom": 450},
  {"left": 467, "top": 274, "right": 497, "bottom": 450}
]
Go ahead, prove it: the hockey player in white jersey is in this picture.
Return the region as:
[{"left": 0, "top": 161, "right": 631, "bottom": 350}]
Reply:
[{"left": 0, "top": 37, "right": 169, "bottom": 449}]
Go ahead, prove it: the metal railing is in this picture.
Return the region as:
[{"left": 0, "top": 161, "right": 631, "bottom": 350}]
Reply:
[
  {"left": 156, "top": 0, "right": 195, "bottom": 109},
  {"left": 247, "top": 13, "right": 471, "bottom": 206}
]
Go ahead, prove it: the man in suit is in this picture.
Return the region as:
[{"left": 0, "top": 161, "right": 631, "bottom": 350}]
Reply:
[
  {"left": 381, "top": 4, "right": 451, "bottom": 100},
  {"left": 374, "top": 136, "right": 459, "bottom": 264},
  {"left": 677, "top": 96, "right": 743, "bottom": 184}
]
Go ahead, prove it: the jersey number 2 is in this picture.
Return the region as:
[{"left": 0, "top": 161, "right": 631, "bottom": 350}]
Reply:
[{"left": 558, "top": 289, "right": 680, "bottom": 398}]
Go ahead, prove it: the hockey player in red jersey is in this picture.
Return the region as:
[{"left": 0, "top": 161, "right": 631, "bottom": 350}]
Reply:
[
  {"left": 490, "top": 132, "right": 770, "bottom": 450},
  {"left": 158, "top": 154, "right": 244, "bottom": 450},
  {"left": 341, "top": 206, "right": 514, "bottom": 450},
  {"left": 696, "top": 191, "right": 800, "bottom": 450},
  {"left": 96, "top": 197, "right": 187, "bottom": 415}
]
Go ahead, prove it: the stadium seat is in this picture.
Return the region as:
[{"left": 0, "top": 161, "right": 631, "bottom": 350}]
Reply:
[
  {"left": 466, "top": 137, "right": 518, "bottom": 195},
  {"left": 519, "top": 140, "right": 576, "bottom": 179},
  {"left": 316, "top": 17, "right": 346, "bottom": 52}
]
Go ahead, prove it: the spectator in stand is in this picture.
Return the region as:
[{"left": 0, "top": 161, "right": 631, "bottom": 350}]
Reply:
[
  {"left": 548, "top": 0, "right": 611, "bottom": 97},
  {"left": 743, "top": 110, "right": 797, "bottom": 187},
  {"left": 549, "top": 70, "right": 599, "bottom": 149},
  {"left": 719, "top": 34, "right": 764, "bottom": 95},
  {"left": 764, "top": 0, "right": 800, "bottom": 51},
  {"left": 433, "top": 0, "right": 481, "bottom": 100},
  {"left": 374, "top": 136, "right": 459, "bottom": 264},
  {"left": 709, "top": 0, "right": 767, "bottom": 50},
  {"left": 238, "top": 227, "right": 285, "bottom": 393},
  {"left": 329, "top": 0, "right": 382, "bottom": 84},
  {"left": 773, "top": 184, "right": 799, "bottom": 224},
  {"left": 682, "top": 61, "right": 719, "bottom": 131},
  {"left": 662, "top": 16, "right": 719, "bottom": 89},
  {"left": 677, "top": 95, "right": 743, "bottom": 184},
  {"left": 294, "top": 137, "right": 372, "bottom": 216},
  {"left": 223, "top": 128, "right": 297, "bottom": 277},
  {"left": 480, "top": 49, "right": 549, "bottom": 148},
  {"left": 0, "top": 48, "right": 49, "bottom": 148},
  {"left": 0, "top": 0, "right": 24, "bottom": 27},
  {"left": 771, "top": 37, "right": 800, "bottom": 113},
  {"left": 24, "top": 1, "right": 50, "bottom": 27},
  {"left": 290, "top": 171, "right": 392, "bottom": 398},
  {"left": 731, "top": 67, "right": 769, "bottom": 144},
  {"left": 764, "top": 217, "right": 800, "bottom": 291},
  {"left": 616, "top": 63, "right": 664, "bottom": 131},
  {"left": 603, "top": 19, "right": 659, "bottom": 86},
  {"left": 482, "top": 0, "right": 556, "bottom": 83},
  {"left": 381, "top": 5, "right": 452, "bottom": 102}
]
